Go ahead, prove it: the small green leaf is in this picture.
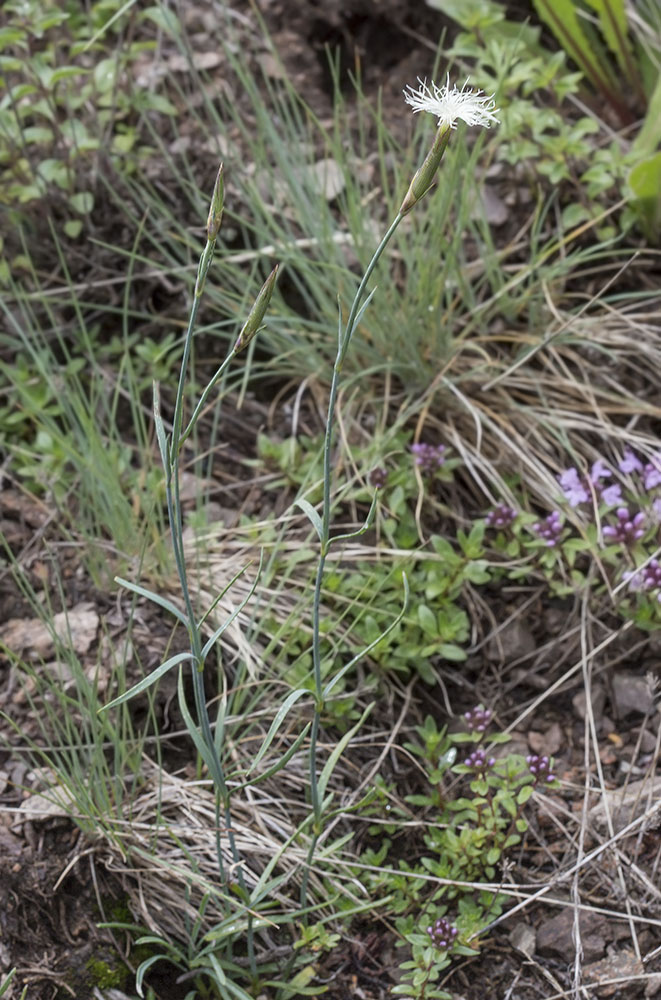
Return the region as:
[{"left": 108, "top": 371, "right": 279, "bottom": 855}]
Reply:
[
  {"left": 94, "top": 56, "right": 118, "bottom": 92},
  {"left": 437, "top": 643, "right": 467, "bottom": 662},
  {"left": 50, "top": 65, "right": 87, "bottom": 85},
  {"left": 69, "top": 191, "right": 94, "bottom": 214},
  {"left": 418, "top": 604, "right": 438, "bottom": 637},
  {"left": 294, "top": 497, "right": 323, "bottom": 541},
  {"left": 63, "top": 219, "right": 83, "bottom": 238}
]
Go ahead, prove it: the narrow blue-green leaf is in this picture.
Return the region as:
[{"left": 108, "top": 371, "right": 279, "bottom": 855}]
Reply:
[
  {"left": 219, "top": 979, "right": 256, "bottom": 1000},
  {"left": 99, "top": 651, "right": 195, "bottom": 711},
  {"left": 246, "top": 688, "right": 310, "bottom": 774},
  {"left": 318, "top": 705, "right": 372, "bottom": 804},
  {"left": 327, "top": 491, "right": 378, "bottom": 548},
  {"left": 115, "top": 576, "right": 188, "bottom": 628},
  {"left": 214, "top": 693, "right": 227, "bottom": 758},
  {"left": 237, "top": 723, "right": 310, "bottom": 790},
  {"left": 197, "top": 562, "right": 250, "bottom": 630},
  {"left": 136, "top": 954, "right": 167, "bottom": 997},
  {"left": 152, "top": 380, "right": 169, "bottom": 470},
  {"left": 177, "top": 666, "right": 222, "bottom": 785},
  {"left": 200, "top": 554, "right": 262, "bottom": 659},
  {"left": 294, "top": 497, "right": 323, "bottom": 541},
  {"left": 205, "top": 952, "right": 227, "bottom": 986},
  {"left": 349, "top": 286, "right": 377, "bottom": 335}
]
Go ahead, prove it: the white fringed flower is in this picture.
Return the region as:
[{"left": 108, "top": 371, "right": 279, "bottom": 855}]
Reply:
[{"left": 403, "top": 75, "right": 499, "bottom": 130}]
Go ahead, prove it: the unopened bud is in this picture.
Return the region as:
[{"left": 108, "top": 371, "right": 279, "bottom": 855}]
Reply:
[
  {"left": 206, "top": 163, "right": 224, "bottom": 241},
  {"left": 234, "top": 265, "right": 279, "bottom": 353},
  {"left": 399, "top": 127, "right": 450, "bottom": 216}
]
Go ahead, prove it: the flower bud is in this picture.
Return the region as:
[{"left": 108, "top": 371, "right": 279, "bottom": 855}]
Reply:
[
  {"left": 206, "top": 163, "right": 224, "bottom": 241},
  {"left": 234, "top": 265, "right": 279, "bottom": 353},
  {"left": 400, "top": 127, "right": 450, "bottom": 215}
]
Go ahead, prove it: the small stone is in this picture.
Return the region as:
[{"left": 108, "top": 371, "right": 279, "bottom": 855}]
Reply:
[
  {"left": 485, "top": 620, "right": 535, "bottom": 663},
  {"left": 588, "top": 775, "right": 661, "bottom": 834},
  {"left": 583, "top": 948, "right": 643, "bottom": 998},
  {"left": 529, "top": 722, "right": 563, "bottom": 755},
  {"left": 646, "top": 973, "right": 661, "bottom": 998},
  {"left": 632, "top": 726, "right": 658, "bottom": 755},
  {"left": 573, "top": 684, "right": 606, "bottom": 722},
  {"left": 611, "top": 672, "right": 655, "bottom": 719},
  {"left": 537, "top": 908, "right": 607, "bottom": 961},
  {"left": 509, "top": 922, "right": 536, "bottom": 958}
]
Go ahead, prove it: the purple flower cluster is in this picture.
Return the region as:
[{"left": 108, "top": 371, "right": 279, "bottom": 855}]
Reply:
[
  {"left": 602, "top": 507, "right": 645, "bottom": 547},
  {"left": 625, "top": 559, "right": 661, "bottom": 601},
  {"left": 464, "top": 747, "right": 495, "bottom": 773},
  {"left": 526, "top": 754, "right": 555, "bottom": 785},
  {"left": 533, "top": 510, "right": 563, "bottom": 547},
  {"left": 559, "top": 462, "right": 622, "bottom": 508},
  {"left": 411, "top": 442, "right": 446, "bottom": 474},
  {"left": 427, "top": 917, "right": 458, "bottom": 950},
  {"left": 619, "top": 449, "right": 661, "bottom": 491},
  {"left": 464, "top": 705, "right": 492, "bottom": 732},
  {"left": 486, "top": 504, "right": 517, "bottom": 529}
]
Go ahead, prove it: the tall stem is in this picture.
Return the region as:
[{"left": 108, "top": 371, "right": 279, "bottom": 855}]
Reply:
[{"left": 302, "top": 212, "right": 403, "bottom": 906}]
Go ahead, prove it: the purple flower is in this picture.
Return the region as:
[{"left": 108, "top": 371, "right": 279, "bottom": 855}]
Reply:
[
  {"left": 526, "top": 754, "right": 555, "bottom": 785},
  {"left": 623, "top": 569, "right": 644, "bottom": 592},
  {"left": 427, "top": 917, "right": 458, "bottom": 950},
  {"left": 559, "top": 462, "right": 623, "bottom": 508},
  {"left": 534, "top": 510, "right": 563, "bottom": 547},
  {"left": 464, "top": 705, "right": 492, "bottom": 732},
  {"left": 411, "top": 442, "right": 446, "bottom": 475},
  {"left": 464, "top": 747, "right": 495, "bottom": 773},
  {"left": 486, "top": 504, "right": 517, "bottom": 529},
  {"left": 559, "top": 468, "right": 589, "bottom": 507},
  {"left": 641, "top": 559, "right": 661, "bottom": 598},
  {"left": 590, "top": 460, "right": 611, "bottom": 483},
  {"left": 602, "top": 508, "right": 645, "bottom": 546},
  {"left": 600, "top": 483, "right": 623, "bottom": 506},
  {"left": 643, "top": 454, "right": 661, "bottom": 490},
  {"left": 619, "top": 450, "right": 643, "bottom": 475}
]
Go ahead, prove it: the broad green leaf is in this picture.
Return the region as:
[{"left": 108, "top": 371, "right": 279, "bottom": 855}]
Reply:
[
  {"left": 632, "top": 74, "right": 661, "bottom": 159},
  {"left": 50, "top": 65, "right": 87, "bottom": 85},
  {"left": 141, "top": 5, "right": 181, "bottom": 37},
  {"left": 628, "top": 152, "right": 661, "bottom": 241},
  {"left": 69, "top": 191, "right": 94, "bottom": 214},
  {"left": 584, "top": 0, "right": 633, "bottom": 79},
  {"left": 94, "top": 57, "right": 118, "bottom": 92},
  {"left": 532, "top": 0, "right": 616, "bottom": 96},
  {"left": 63, "top": 219, "right": 82, "bottom": 239},
  {"left": 22, "top": 126, "right": 53, "bottom": 144},
  {"left": 418, "top": 604, "right": 438, "bottom": 637},
  {"left": 36, "top": 158, "right": 68, "bottom": 189}
]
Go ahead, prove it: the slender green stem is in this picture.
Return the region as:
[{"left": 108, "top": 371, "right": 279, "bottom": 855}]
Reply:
[
  {"left": 161, "top": 228, "right": 257, "bottom": 974},
  {"left": 303, "top": 212, "right": 403, "bottom": 906}
]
